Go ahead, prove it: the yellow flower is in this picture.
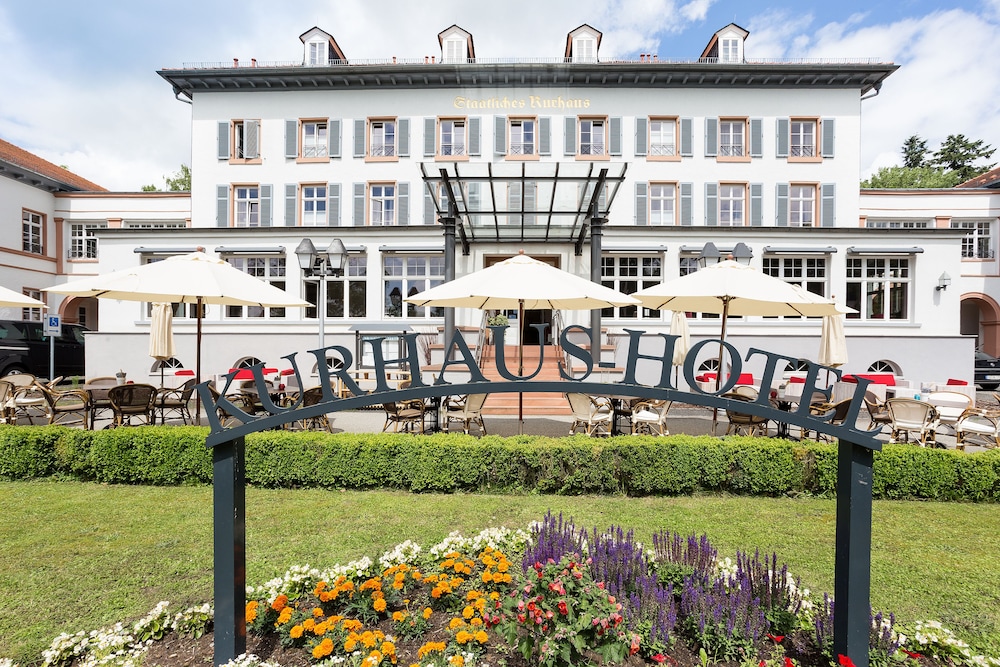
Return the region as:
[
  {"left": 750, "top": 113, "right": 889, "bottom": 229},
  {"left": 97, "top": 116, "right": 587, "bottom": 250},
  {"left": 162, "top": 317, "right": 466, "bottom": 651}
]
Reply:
[
  {"left": 422, "top": 607, "right": 433, "bottom": 620},
  {"left": 344, "top": 637, "right": 358, "bottom": 652},
  {"left": 392, "top": 611, "right": 407, "bottom": 622},
  {"left": 289, "top": 625, "right": 303, "bottom": 639},
  {"left": 245, "top": 601, "right": 258, "bottom": 624},
  {"left": 449, "top": 617, "right": 467, "bottom": 630},
  {"left": 312, "top": 638, "right": 333, "bottom": 659},
  {"left": 417, "top": 641, "right": 447, "bottom": 659},
  {"left": 462, "top": 605, "right": 474, "bottom": 619},
  {"left": 475, "top": 630, "right": 489, "bottom": 644},
  {"left": 456, "top": 630, "right": 472, "bottom": 644},
  {"left": 381, "top": 640, "right": 396, "bottom": 656},
  {"left": 449, "top": 656, "right": 465, "bottom": 667},
  {"left": 373, "top": 597, "right": 387, "bottom": 612},
  {"left": 275, "top": 607, "right": 293, "bottom": 626},
  {"left": 312, "top": 607, "right": 324, "bottom": 617}
]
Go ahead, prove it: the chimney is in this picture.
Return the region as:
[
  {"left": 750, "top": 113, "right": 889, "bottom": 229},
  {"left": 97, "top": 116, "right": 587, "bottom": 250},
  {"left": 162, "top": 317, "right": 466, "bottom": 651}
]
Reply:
[{"left": 233, "top": 58, "right": 239, "bottom": 67}]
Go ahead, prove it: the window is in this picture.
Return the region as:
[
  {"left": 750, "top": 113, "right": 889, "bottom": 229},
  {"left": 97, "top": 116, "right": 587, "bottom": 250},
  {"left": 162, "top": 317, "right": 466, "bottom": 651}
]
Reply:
[
  {"left": 790, "top": 120, "right": 816, "bottom": 158},
  {"left": 719, "top": 120, "right": 744, "bottom": 157},
  {"left": 370, "top": 120, "right": 396, "bottom": 157},
  {"left": 720, "top": 38, "right": 740, "bottom": 63},
  {"left": 22, "top": 289, "right": 42, "bottom": 322},
  {"left": 573, "top": 36, "right": 596, "bottom": 63},
  {"left": 123, "top": 221, "right": 187, "bottom": 229},
  {"left": 649, "top": 183, "right": 676, "bottom": 225},
  {"left": 649, "top": 119, "right": 676, "bottom": 156},
  {"left": 845, "top": 257, "right": 911, "bottom": 321},
  {"left": 69, "top": 222, "right": 107, "bottom": 259},
  {"left": 506, "top": 181, "right": 537, "bottom": 225},
  {"left": 509, "top": 119, "right": 535, "bottom": 156},
  {"left": 225, "top": 257, "right": 286, "bottom": 318},
  {"left": 439, "top": 119, "right": 466, "bottom": 157},
  {"left": 443, "top": 38, "right": 465, "bottom": 63},
  {"left": 302, "top": 185, "right": 327, "bottom": 226},
  {"left": 763, "top": 257, "right": 828, "bottom": 318},
  {"left": 234, "top": 186, "right": 261, "bottom": 227},
  {"left": 370, "top": 184, "right": 396, "bottom": 225},
  {"left": 383, "top": 255, "right": 445, "bottom": 319},
  {"left": 579, "top": 118, "right": 606, "bottom": 156},
  {"left": 302, "top": 121, "right": 328, "bottom": 158},
  {"left": 232, "top": 120, "right": 260, "bottom": 160},
  {"left": 788, "top": 185, "right": 816, "bottom": 227},
  {"left": 306, "top": 40, "right": 327, "bottom": 66},
  {"left": 601, "top": 256, "right": 662, "bottom": 319},
  {"left": 951, "top": 220, "right": 994, "bottom": 259},
  {"left": 305, "top": 256, "right": 368, "bottom": 319},
  {"left": 677, "top": 259, "right": 719, "bottom": 320},
  {"left": 865, "top": 219, "right": 930, "bottom": 229},
  {"left": 22, "top": 210, "right": 42, "bottom": 254},
  {"left": 719, "top": 185, "right": 745, "bottom": 226}
]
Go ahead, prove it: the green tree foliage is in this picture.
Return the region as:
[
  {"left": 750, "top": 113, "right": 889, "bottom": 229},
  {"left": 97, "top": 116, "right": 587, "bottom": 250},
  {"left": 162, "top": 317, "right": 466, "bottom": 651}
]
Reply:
[
  {"left": 861, "top": 166, "right": 962, "bottom": 189},
  {"left": 932, "top": 134, "right": 996, "bottom": 182},
  {"left": 901, "top": 135, "right": 929, "bottom": 168},
  {"left": 141, "top": 164, "right": 191, "bottom": 192}
]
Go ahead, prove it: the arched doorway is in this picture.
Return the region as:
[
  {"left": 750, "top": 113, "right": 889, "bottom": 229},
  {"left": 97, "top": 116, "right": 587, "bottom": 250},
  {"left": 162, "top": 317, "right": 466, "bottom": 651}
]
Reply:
[
  {"left": 58, "top": 296, "right": 98, "bottom": 330},
  {"left": 960, "top": 293, "right": 1000, "bottom": 355}
]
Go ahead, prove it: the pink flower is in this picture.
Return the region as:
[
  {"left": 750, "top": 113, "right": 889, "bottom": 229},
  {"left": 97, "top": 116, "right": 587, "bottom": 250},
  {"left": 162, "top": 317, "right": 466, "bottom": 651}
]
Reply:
[{"left": 557, "top": 601, "right": 568, "bottom": 615}]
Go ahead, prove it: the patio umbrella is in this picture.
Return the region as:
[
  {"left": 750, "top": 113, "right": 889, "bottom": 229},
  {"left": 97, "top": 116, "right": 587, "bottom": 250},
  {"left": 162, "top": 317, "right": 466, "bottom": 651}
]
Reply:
[
  {"left": 633, "top": 260, "right": 841, "bottom": 432},
  {"left": 669, "top": 310, "right": 691, "bottom": 384},
  {"left": 818, "top": 311, "right": 849, "bottom": 368},
  {"left": 0, "top": 285, "right": 46, "bottom": 308},
  {"left": 45, "top": 251, "right": 309, "bottom": 423},
  {"left": 405, "top": 251, "right": 640, "bottom": 431},
  {"left": 149, "top": 302, "right": 176, "bottom": 388}
]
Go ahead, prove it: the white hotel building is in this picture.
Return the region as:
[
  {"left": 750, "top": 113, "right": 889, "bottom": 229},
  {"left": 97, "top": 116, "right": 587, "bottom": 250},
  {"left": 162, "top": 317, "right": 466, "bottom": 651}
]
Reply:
[{"left": 4, "top": 22, "right": 999, "bottom": 389}]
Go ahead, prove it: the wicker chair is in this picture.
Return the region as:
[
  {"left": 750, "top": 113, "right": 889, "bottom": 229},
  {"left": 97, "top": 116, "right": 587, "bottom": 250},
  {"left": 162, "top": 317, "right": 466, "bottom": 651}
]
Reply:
[
  {"left": 107, "top": 384, "right": 158, "bottom": 427},
  {"left": 565, "top": 393, "right": 612, "bottom": 436},
  {"left": 155, "top": 378, "right": 197, "bottom": 425},
  {"left": 886, "top": 398, "right": 939, "bottom": 446},
  {"left": 629, "top": 399, "right": 672, "bottom": 435},
  {"left": 38, "top": 382, "right": 91, "bottom": 428},
  {"left": 442, "top": 393, "right": 488, "bottom": 435},
  {"left": 723, "top": 391, "right": 769, "bottom": 437}
]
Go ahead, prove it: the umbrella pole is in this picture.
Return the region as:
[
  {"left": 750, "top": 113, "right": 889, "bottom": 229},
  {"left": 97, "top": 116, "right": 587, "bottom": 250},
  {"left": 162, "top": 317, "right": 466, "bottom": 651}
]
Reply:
[
  {"left": 195, "top": 296, "right": 203, "bottom": 426},
  {"left": 518, "top": 299, "right": 524, "bottom": 435},
  {"left": 712, "top": 297, "right": 731, "bottom": 436}
]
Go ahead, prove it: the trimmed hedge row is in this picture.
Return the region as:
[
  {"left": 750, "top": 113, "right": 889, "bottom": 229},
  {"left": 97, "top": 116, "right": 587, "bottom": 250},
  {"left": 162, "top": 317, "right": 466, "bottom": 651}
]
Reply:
[{"left": 1, "top": 425, "right": 998, "bottom": 501}]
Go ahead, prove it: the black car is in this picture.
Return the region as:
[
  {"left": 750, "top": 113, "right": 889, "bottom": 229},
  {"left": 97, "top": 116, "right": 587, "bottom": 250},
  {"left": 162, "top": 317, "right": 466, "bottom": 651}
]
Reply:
[
  {"left": 0, "top": 320, "right": 87, "bottom": 379},
  {"left": 975, "top": 350, "right": 1000, "bottom": 390}
]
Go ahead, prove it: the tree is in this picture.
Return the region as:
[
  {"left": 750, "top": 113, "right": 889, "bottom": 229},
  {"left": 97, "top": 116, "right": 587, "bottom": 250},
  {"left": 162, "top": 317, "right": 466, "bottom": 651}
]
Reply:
[
  {"left": 141, "top": 164, "right": 191, "bottom": 192},
  {"left": 861, "top": 166, "right": 962, "bottom": 189},
  {"left": 901, "top": 135, "right": 929, "bottom": 168},
  {"left": 932, "top": 134, "right": 996, "bottom": 182}
]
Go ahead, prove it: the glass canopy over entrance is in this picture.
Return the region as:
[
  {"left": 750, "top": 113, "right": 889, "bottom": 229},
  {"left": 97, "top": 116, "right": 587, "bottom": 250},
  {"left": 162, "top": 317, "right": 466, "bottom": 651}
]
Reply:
[{"left": 420, "top": 162, "right": 628, "bottom": 253}]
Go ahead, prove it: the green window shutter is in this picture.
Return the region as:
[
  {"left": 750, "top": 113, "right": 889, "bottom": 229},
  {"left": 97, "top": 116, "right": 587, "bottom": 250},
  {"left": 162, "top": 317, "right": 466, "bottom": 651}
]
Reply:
[
  {"left": 216, "top": 185, "right": 229, "bottom": 227},
  {"left": 398, "top": 118, "right": 410, "bottom": 157},
  {"left": 217, "top": 122, "right": 229, "bottom": 160},
  {"left": 609, "top": 116, "right": 622, "bottom": 156},
  {"left": 424, "top": 190, "right": 435, "bottom": 224},
  {"left": 775, "top": 184, "right": 789, "bottom": 227},
  {"left": 821, "top": 183, "right": 836, "bottom": 227},
  {"left": 353, "top": 183, "right": 365, "bottom": 226},
  {"left": 259, "top": 184, "right": 272, "bottom": 226},
  {"left": 397, "top": 182, "right": 409, "bottom": 225},
  {"left": 329, "top": 119, "right": 341, "bottom": 158},
  {"left": 564, "top": 117, "right": 576, "bottom": 156},
  {"left": 680, "top": 118, "right": 693, "bottom": 156},
  {"left": 750, "top": 183, "right": 763, "bottom": 226},
  {"left": 494, "top": 116, "right": 507, "bottom": 155},
  {"left": 705, "top": 118, "right": 718, "bottom": 157},
  {"left": 750, "top": 118, "right": 763, "bottom": 157},
  {"left": 821, "top": 118, "right": 836, "bottom": 158},
  {"left": 353, "top": 120, "right": 365, "bottom": 158},
  {"left": 468, "top": 117, "right": 481, "bottom": 156},
  {"left": 680, "top": 183, "right": 693, "bottom": 225},
  {"left": 635, "top": 182, "right": 647, "bottom": 226},
  {"left": 635, "top": 117, "right": 647, "bottom": 156},
  {"left": 776, "top": 118, "right": 789, "bottom": 158},
  {"left": 705, "top": 183, "right": 718, "bottom": 226},
  {"left": 424, "top": 118, "right": 436, "bottom": 156},
  {"left": 285, "top": 120, "right": 298, "bottom": 158},
  {"left": 328, "top": 183, "right": 341, "bottom": 226},
  {"left": 539, "top": 117, "right": 551, "bottom": 155},
  {"left": 245, "top": 121, "right": 259, "bottom": 159},
  {"left": 284, "top": 184, "right": 297, "bottom": 226}
]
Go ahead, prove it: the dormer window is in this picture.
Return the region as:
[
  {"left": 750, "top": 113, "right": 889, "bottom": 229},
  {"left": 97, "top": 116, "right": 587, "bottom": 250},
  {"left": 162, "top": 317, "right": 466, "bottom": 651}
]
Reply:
[
  {"left": 299, "top": 27, "right": 347, "bottom": 66},
  {"left": 438, "top": 25, "right": 475, "bottom": 64},
  {"left": 307, "top": 40, "right": 327, "bottom": 66},
  {"left": 443, "top": 37, "right": 465, "bottom": 63},
  {"left": 720, "top": 38, "right": 740, "bottom": 63},
  {"left": 565, "top": 24, "right": 602, "bottom": 63},
  {"left": 701, "top": 23, "right": 748, "bottom": 64}
]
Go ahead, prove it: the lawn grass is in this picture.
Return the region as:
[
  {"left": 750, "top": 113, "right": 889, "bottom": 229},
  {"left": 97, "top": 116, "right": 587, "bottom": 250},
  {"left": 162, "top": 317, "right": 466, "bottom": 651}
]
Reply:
[{"left": 0, "top": 480, "right": 997, "bottom": 664}]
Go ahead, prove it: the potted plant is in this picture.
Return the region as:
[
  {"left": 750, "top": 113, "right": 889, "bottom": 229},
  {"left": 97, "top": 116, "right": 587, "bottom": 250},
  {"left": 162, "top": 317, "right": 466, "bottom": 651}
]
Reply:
[{"left": 486, "top": 313, "right": 509, "bottom": 344}]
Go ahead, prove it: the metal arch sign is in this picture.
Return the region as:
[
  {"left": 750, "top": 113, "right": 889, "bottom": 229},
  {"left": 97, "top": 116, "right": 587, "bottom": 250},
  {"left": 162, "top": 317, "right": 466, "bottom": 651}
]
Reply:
[{"left": 202, "top": 324, "right": 880, "bottom": 667}]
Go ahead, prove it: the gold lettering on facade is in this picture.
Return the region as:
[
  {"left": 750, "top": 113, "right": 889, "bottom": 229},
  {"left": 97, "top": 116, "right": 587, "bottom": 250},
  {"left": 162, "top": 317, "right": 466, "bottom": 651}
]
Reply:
[{"left": 452, "top": 96, "right": 590, "bottom": 110}]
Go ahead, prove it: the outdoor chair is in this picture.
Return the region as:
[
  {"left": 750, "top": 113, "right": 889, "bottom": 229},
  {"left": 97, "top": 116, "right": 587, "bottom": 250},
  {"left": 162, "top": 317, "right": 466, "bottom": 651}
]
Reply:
[
  {"left": 38, "top": 382, "right": 92, "bottom": 428},
  {"left": 629, "top": 399, "right": 672, "bottom": 435},
  {"left": 0, "top": 380, "right": 15, "bottom": 424},
  {"left": 382, "top": 399, "right": 425, "bottom": 434},
  {"left": 863, "top": 391, "right": 891, "bottom": 432},
  {"left": 886, "top": 398, "right": 939, "bottom": 446},
  {"left": 807, "top": 398, "right": 854, "bottom": 442},
  {"left": 207, "top": 382, "right": 253, "bottom": 428},
  {"left": 442, "top": 393, "right": 488, "bottom": 435},
  {"left": 722, "top": 392, "right": 769, "bottom": 437},
  {"left": 86, "top": 377, "right": 119, "bottom": 426},
  {"left": 107, "top": 383, "right": 158, "bottom": 427},
  {"left": 155, "top": 378, "right": 197, "bottom": 425},
  {"left": 925, "top": 390, "right": 973, "bottom": 434},
  {"left": 955, "top": 408, "right": 1000, "bottom": 451},
  {"left": 7, "top": 374, "right": 44, "bottom": 424},
  {"left": 565, "top": 393, "right": 612, "bottom": 436},
  {"left": 290, "top": 387, "right": 335, "bottom": 432}
]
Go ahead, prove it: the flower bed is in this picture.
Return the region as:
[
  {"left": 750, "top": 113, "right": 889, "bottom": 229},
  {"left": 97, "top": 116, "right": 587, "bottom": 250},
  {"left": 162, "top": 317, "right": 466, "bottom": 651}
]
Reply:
[{"left": 26, "top": 514, "right": 999, "bottom": 667}]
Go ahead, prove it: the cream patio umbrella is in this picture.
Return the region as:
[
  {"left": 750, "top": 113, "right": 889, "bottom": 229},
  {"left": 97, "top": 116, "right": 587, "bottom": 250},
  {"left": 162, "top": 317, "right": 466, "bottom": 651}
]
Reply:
[
  {"left": 0, "top": 285, "right": 46, "bottom": 308},
  {"left": 669, "top": 310, "right": 691, "bottom": 384},
  {"left": 405, "top": 251, "right": 640, "bottom": 430},
  {"left": 45, "top": 251, "right": 310, "bottom": 423},
  {"left": 149, "top": 302, "right": 177, "bottom": 388}
]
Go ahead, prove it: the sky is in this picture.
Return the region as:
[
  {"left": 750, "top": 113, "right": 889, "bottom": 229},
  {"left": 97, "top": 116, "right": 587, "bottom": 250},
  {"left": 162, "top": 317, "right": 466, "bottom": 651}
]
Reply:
[{"left": 1, "top": 0, "right": 998, "bottom": 191}]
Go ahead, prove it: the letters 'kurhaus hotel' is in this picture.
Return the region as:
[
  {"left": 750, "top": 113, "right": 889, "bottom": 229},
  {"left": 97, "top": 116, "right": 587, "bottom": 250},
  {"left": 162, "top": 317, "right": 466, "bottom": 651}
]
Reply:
[{"left": 4, "top": 22, "right": 1000, "bottom": 386}]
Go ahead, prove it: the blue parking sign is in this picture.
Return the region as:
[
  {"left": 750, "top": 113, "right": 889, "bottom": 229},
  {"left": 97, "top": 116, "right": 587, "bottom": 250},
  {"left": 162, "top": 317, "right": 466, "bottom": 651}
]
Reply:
[{"left": 44, "top": 315, "right": 61, "bottom": 336}]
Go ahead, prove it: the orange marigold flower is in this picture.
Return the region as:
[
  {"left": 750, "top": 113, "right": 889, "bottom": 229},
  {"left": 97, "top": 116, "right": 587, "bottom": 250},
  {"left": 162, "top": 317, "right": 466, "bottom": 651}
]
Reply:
[
  {"left": 470, "top": 618, "right": 483, "bottom": 627},
  {"left": 373, "top": 598, "right": 387, "bottom": 613},
  {"left": 482, "top": 572, "right": 493, "bottom": 583},
  {"left": 360, "top": 630, "right": 378, "bottom": 648},
  {"left": 303, "top": 618, "right": 316, "bottom": 631},
  {"left": 497, "top": 562, "right": 509, "bottom": 573},
  {"left": 392, "top": 581, "right": 404, "bottom": 590},
  {"left": 313, "top": 621, "right": 328, "bottom": 636},
  {"left": 462, "top": 606, "right": 475, "bottom": 619},
  {"left": 245, "top": 601, "right": 258, "bottom": 624},
  {"left": 423, "top": 607, "right": 433, "bottom": 620},
  {"left": 449, "top": 656, "right": 465, "bottom": 667},
  {"left": 289, "top": 625, "right": 304, "bottom": 639},
  {"left": 442, "top": 558, "right": 455, "bottom": 568},
  {"left": 417, "top": 641, "right": 447, "bottom": 659},
  {"left": 343, "top": 619, "right": 363, "bottom": 632},
  {"left": 382, "top": 640, "right": 396, "bottom": 656},
  {"left": 392, "top": 611, "right": 407, "bottom": 622},
  {"left": 312, "top": 638, "right": 334, "bottom": 660},
  {"left": 475, "top": 630, "right": 489, "bottom": 644},
  {"left": 312, "top": 607, "right": 324, "bottom": 617},
  {"left": 276, "top": 607, "right": 293, "bottom": 626},
  {"left": 501, "top": 573, "right": 512, "bottom": 583},
  {"left": 456, "top": 630, "right": 473, "bottom": 644},
  {"left": 344, "top": 637, "right": 358, "bottom": 652},
  {"left": 431, "top": 588, "right": 443, "bottom": 599},
  {"left": 449, "top": 617, "right": 467, "bottom": 630},
  {"left": 271, "top": 594, "right": 288, "bottom": 612}
]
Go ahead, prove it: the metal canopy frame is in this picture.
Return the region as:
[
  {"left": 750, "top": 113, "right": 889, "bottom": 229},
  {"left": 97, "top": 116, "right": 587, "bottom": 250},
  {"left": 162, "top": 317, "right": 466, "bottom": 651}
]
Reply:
[{"left": 420, "top": 161, "right": 628, "bottom": 254}]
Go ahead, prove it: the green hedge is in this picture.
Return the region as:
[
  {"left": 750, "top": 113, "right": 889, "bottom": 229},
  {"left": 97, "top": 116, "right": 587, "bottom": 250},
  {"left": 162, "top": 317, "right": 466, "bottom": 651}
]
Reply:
[{"left": 0, "top": 425, "right": 998, "bottom": 501}]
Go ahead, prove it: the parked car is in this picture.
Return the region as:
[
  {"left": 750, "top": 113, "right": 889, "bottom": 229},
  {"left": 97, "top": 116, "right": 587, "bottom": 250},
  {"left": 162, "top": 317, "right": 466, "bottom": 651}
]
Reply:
[
  {"left": 975, "top": 350, "right": 1000, "bottom": 390},
  {"left": 0, "top": 320, "right": 87, "bottom": 379}
]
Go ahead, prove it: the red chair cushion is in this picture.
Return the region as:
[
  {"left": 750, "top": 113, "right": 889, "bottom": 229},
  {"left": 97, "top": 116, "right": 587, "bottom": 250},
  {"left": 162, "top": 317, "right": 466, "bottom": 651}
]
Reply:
[
  {"left": 843, "top": 373, "right": 895, "bottom": 386},
  {"left": 733, "top": 373, "right": 754, "bottom": 385},
  {"left": 174, "top": 370, "right": 195, "bottom": 376},
  {"left": 788, "top": 376, "right": 806, "bottom": 384},
  {"left": 946, "top": 378, "right": 969, "bottom": 386}
]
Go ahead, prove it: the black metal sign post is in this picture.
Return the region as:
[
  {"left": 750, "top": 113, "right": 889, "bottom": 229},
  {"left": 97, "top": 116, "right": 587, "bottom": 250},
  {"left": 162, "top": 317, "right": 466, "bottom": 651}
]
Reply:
[{"left": 200, "top": 327, "right": 880, "bottom": 667}]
